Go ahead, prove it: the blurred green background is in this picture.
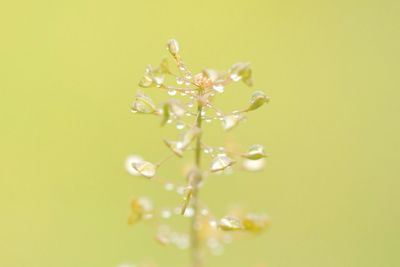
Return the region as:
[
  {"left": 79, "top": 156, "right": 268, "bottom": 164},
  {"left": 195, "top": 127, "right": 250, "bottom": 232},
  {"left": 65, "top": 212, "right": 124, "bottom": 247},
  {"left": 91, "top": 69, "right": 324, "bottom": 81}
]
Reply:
[{"left": 1, "top": 0, "right": 399, "bottom": 266}]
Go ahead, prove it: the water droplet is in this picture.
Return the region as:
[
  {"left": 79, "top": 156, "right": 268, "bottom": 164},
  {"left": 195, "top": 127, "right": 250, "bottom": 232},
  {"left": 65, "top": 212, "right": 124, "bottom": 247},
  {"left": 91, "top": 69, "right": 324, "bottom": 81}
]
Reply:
[
  {"left": 185, "top": 112, "right": 192, "bottom": 117},
  {"left": 201, "top": 110, "right": 206, "bottom": 116},
  {"left": 183, "top": 207, "right": 194, "bottom": 217},
  {"left": 176, "top": 122, "right": 185, "bottom": 130},
  {"left": 205, "top": 118, "right": 212, "bottom": 123},
  {"left": 176, "top": 77, "right": 184, "bottom": 85},
  {"left": 180, "top": 92, "right": 187, "bottom": 96},
  {"left": 219, "top": 216, "right": 243, "bottom": 230},
  {"left": 164, "top": 183, "right": 175, "bottom": 191},
  {"left": 179, "top": 64, "right": 187, "bottom": 72},
  {"left": 185, "top": 73, "right": 192, "bottom": 80},
  {"left": 168, "top": 89, "right": 177, "bottom": 96},
  {"left": 161, "top": 209, "right": 172, "bottom": 219},
  {"left": 243, "top": 158, "right": 265, "bottom": 171},
  {"left": 167, "top": 119, "right": 173, "bottom": 124},
  {"left": 216, "top": 112, "right": 222, "bottom": 116},
  {"left": 187, "top": 102, "right": 194, "bottom": 108},
  {"left": 201, "top": 209, "right": 209, "bottom": 216},
  {"left": 209, "top": 219, "right": 218, "bottom": 229},
  {"left": 212, "top": 84, "right": 224, "bottom": 93},
  {"left": 230, "top": 73, "right": 241, "bottom": 81}
]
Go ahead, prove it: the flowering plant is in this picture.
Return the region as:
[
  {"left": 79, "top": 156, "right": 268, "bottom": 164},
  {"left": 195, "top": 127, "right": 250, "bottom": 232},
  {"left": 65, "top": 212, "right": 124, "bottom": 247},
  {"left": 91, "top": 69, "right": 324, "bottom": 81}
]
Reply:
[{"left": 125, "top": 39, "right": 270, "bottom": 267}]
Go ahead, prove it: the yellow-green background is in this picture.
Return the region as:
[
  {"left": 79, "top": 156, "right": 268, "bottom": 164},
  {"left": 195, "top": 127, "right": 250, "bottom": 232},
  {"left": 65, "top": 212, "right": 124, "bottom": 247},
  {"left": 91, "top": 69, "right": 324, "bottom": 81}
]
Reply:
[{"left": 1, "top": 0, "right": 399, "bottom": 266}]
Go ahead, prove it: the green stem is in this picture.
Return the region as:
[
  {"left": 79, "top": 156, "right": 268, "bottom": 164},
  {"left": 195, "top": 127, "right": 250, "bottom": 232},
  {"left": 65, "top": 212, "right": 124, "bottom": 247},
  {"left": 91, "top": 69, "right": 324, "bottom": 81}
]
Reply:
[{"left": 191, "top": 100, "right": 203, "bottom": 267}]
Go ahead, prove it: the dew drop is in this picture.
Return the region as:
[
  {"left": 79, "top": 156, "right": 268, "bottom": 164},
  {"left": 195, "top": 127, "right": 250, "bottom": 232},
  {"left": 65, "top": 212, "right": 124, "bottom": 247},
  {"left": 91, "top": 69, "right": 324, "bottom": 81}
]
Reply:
[
  {"left": 176, "top": 122, "right": 185, "bottom": 130},
  {"left": 167, "top": 119, "right": 173, "bottom": 124},
  {"left": 209, "top": 219, "right": 218, "bottom": 229},
  {"left": 161, "top": 209, "right": 172, "bottom": 219},
  {"left": 205, "top": 118, "right": 212, "bottom": 123},
  {"left": 201, "top": 209, "right": 209, "bottom": 216},
  {"left": 164, "top": 183, "right": 175, "bottom": 191},
  {"left": 168, "top": 89, "right": 177, "bottom": 96},
  {"left": 230, "top": 73, "right": 241, "bottom": 81},
  {"left": 201, "top": 110, "right": 206, "bottom": 116},
  {"left": 176, "top": 77, "right": 184, "bottom": 85},
  {"left": 187, "top": 102, "right": 194, "bottom": 108},
  {"left": 183, "top": 207, "right": 194, "bottom": 217},
  {"left": 185, "top": 73, "right": 192, "bottom": 80},
  {"left": 212, "top": 84, "right": 224, "bottom": 93}
]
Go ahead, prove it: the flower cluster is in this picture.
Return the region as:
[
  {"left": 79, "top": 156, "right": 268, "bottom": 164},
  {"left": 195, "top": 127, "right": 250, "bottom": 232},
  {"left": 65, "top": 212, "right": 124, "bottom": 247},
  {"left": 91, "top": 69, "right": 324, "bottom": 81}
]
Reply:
[{"left": 125, "top": 39, "right": 270, "bottom": 267}]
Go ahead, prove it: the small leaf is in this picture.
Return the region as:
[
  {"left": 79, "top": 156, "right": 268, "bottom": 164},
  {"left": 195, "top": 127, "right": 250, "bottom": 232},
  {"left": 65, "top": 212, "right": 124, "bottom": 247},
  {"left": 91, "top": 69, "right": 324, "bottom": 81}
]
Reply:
[
  {"left": 132, "top": 160, "right": 157, "bottom": 178},
  {"left": 229, "top": 63, "right": 252, "bottom": 86},
  {"left": 163, "top": 140, "right": 184, "bottom": 157},
  {"left": 222, "top": 114, "right": 244, "bottom": 131},
  {"left": 128, "top": 197, "right": 153, "bottom": 225},
  {"left": 169, "top": 100, "right": 186, "bottom": 117},
  {"left": 160, "top": 102, "right": 171, "bottom": 126},
  {"left": 167, "top": 39, "right": 180, "bottom": 56},
  {"left": 242, "top": 144, "right": 266, "bottom": 160},
  {"left": 242, "top": 213, "right": 270, "bottom": 233},
  {"left": 159, "top": 58, "right": 170, "bottom": 74},
  {"left": 139, "top": 75, "right": 154, "bottom": 88},
  {"left": 131, "top": 91, "right": 157, "bottom": 114},
  {"left": 219, "top": 215, "right": 243, "bottom": 231},
  {"left": 181, "top": 127, "right": 201, "bottom": 149},
  {"left": 180, "top": 187, "right": 193, "bottom": 215},
  {"left": 210, "top": 154, "right": 235, "bottom": 172},
  {"left": 246, "top": 91, "right": 270, "bottom": 112}
]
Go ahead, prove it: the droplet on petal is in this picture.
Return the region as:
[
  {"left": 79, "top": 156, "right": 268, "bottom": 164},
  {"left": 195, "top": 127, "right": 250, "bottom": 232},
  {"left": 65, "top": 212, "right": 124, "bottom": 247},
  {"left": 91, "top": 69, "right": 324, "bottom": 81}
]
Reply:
[
  {"left": 167, "top": 39, "right": 180, "bottom": 56},
  {"left": 229, "top": 62, "right": 252, "bottom": 86},
  {"left": 242, "top": 144, "right": 266, "bottom": 160},
  {"left": 131, "top": 91, "right": 157, "bottom": 114},
  {"left": 210, "top": 155, "right": 235, "bottom": 172},
  {"left": 125, "top": 155, "right": 143, "bottom": 176},
  {"left": 132, "top": 161, "right": 157, "bottom": 178},
  {"left": 219, "top": 215, "right": 243, "bottom": 231}
]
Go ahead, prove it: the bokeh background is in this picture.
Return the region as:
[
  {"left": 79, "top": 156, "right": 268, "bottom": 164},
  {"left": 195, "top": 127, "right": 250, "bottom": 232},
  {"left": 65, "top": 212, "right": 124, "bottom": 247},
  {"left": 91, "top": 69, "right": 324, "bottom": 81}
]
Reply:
[{"left": 1, "top": 0, "right": 399, "bottom": 266}]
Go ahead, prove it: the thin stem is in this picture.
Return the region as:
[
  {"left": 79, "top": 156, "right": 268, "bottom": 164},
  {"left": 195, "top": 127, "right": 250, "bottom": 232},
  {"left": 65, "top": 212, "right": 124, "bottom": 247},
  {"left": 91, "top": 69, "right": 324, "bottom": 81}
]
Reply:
[{"left": 191, "top": 95, "right": 203, "bottom": 267}]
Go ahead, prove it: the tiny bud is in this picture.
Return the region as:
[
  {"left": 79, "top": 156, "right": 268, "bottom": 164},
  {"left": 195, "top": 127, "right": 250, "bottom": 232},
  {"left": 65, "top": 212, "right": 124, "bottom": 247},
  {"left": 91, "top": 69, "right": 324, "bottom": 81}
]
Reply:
[{"left": 167, "top": 39, "right": 180, "bottom": 56}]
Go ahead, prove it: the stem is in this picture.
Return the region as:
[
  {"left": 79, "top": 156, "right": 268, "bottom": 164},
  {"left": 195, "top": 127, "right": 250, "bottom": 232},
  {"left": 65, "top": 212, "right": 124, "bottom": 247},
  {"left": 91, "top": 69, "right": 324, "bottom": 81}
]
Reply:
[{"left": 191, "top": 98, "right": 203, "bottom": 267}]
